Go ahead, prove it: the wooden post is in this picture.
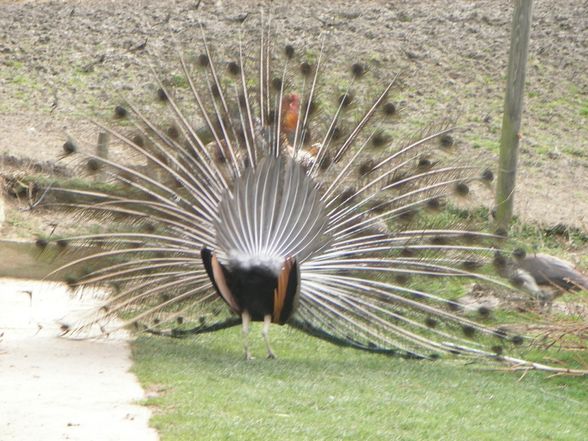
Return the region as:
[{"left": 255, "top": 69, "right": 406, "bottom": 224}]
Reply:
[
  {"left": 0, "top": 188, "right": 5, "bottom": 226},
  {"left": 96, "top": 131, "right": 109, "bottom": 180},
  {"left": 495, "top": 0, "right": 533, "bottom": 231},
  {"left": 97, "top": 131, "right": 109, "bottom": 160}
]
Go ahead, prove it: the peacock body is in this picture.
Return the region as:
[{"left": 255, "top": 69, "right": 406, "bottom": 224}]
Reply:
[{"left": 36, "top": 14, "right": 583, "bottom": 371}]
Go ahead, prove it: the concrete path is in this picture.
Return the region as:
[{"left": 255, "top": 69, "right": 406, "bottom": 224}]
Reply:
[{"left": 0, "top": 279, "right": 158, "bottom": 441}]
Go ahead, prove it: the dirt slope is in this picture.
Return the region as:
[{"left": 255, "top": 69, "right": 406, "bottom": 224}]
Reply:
[{"left": 1, "top": 0, "right": 586, "bottom": 230}]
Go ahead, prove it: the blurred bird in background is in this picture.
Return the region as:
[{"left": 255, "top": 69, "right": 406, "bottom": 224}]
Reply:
[{"left": 511, "top": 249, "right": 588, "bottom": 305}]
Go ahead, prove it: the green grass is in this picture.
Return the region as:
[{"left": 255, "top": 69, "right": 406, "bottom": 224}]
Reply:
[
  {"left": 133, "top": 328, "right": 588, "bottom": 441},
  {"left": 467, "top": 135, "right": 500, "bottom": 153}
]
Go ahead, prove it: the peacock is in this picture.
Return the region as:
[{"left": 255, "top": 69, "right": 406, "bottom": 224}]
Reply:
[{"left": 35, "top": 15, "right": 586, "bottom": 372}]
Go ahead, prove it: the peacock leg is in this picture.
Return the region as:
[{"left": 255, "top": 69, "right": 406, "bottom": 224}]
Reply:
[
  {"left": 262, "top": 314, "right": 276, "bottom": 359},
  {"left": 241, "top": 310, "right": 253, "bottom": 360}
]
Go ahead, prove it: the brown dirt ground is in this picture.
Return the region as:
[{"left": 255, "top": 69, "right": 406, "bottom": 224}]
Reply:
[{"left": 1, "top": 0, "right": 587, "bottom": 232}]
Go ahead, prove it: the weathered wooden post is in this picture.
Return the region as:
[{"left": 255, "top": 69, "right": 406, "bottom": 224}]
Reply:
[
  {"left": 495, "top": 0, "right": 533, "bottom": 231},
  {"left": 0, "top": 185, "right": 5, "bottom": 225},
  {"left": 96, "top": 131, "right": 110, "bottom": 181}
]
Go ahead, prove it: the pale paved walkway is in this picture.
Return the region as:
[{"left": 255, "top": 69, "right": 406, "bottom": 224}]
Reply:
[{"left": 0, "top": 279, "right": 159, "bottom": 441}]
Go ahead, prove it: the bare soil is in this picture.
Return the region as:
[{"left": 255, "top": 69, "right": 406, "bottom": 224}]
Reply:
[{"left": 0, "top": 0, "right": 587, "bottom": 231}]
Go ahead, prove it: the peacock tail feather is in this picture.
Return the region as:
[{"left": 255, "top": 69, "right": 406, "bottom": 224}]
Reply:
[{"left": 32, "top": 14, "right": 585, "bottom": 372}]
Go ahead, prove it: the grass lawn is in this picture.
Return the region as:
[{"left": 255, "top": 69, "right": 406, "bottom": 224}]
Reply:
[{"left": 133, "top": 325, "right": 588, "bottom": 441}]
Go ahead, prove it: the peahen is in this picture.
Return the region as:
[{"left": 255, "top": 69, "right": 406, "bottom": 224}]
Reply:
[
  {"left": 510, "top": 249, "right": 588, "bottom": 306},
  {"left": 37, "top": 17, "right": 585, "bottom": 372}
]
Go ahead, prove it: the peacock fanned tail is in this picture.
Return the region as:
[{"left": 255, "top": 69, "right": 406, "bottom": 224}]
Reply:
[{"left": 36, "top": 15, "right": 586, "bottom": 373}]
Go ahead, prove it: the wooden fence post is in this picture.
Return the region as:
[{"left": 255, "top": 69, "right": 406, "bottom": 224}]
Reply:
[
  {"left": 495, "top": 0, "right": 533, "bottom": 231},
  {"left": 96, "top": 131, "right": 110, "bottom": 180}
]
